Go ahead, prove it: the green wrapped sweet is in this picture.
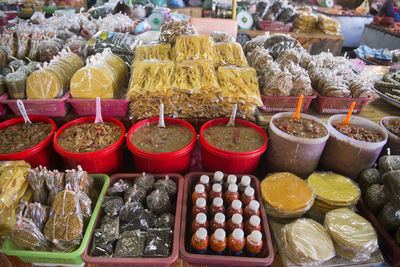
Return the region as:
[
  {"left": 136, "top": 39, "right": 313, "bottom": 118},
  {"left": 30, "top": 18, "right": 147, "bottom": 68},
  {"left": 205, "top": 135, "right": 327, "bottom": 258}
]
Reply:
[
  {"left": 365, "top": 184, "right": 388, "bottom": 215},
  {"left": 379, "top": 149, "right": 400, "bottom": 175},
  {"left": 378, "top": 202, "right": 400, "bottom": 234},
  {"left": 359, "top": 166, "right": 381, "bottom": 195},
  {"left": 382, "top": 170, "right": 400, "bottom": 210}
]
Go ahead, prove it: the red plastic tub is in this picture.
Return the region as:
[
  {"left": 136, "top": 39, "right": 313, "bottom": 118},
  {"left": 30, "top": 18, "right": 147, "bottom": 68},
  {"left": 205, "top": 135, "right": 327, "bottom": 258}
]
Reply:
[
  {"left": 261, "top": 92, "right": 316, "bottom": 113},
  {"left": 199, "top": 118, "right": 268, "bottom": 174},
  {"left": 0, "top": 116, "right": 59, "bottom": 168},
  {"left": 181, "top": 172, "right": 274, "bottom": 266},
  {"left": 82, "top": 173, "right": 184, "bottom": 266},
  {"left": 127, "top": 117, "right": 196, "bottom": 174},
  {"left": 67, "top": 98, "right": 131, "bottom": 117},
  {"left": 53, "top": 116, "right": 125, "bottom": 174},
  {"left": 312, "top": 91, "right": 372, "bottom": 114}
]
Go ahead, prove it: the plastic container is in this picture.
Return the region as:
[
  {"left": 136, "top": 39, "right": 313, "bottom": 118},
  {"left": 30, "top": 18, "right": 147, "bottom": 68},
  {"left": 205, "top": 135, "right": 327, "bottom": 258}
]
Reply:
[
  {"left": 357, "top": 198, "right": 400, "bottom": 267},
  {"left": 0, "top": 116, "right": 59, "bottom": 168},
  {"left": 265, "top": 112, "right": 330, "bottom": 178},
  {"left": 67, "top": 98, "right": 131, "bottom": 117},
  {"left": 127, "top": 117, "right": 196, "bottom": 174},
  {"left": 181, "top": 172, "right": 274, "bottom": 266},
  {"left": 2, "top": 174, "right": 110, "bottom": 265},
  {"left": 82, "top": 173, "right": 184, "bottom": 266},
  {"left": 53, "top": 116, "right": 125, "bottom": 174},
  {"left": 320, "top": 114, "right": 388, "bottom": 179},
  {"left": 199, "top": 118, "right": 268, "bottom": 174},
  {"left": 0, "top": 93, "right": 8, "bottom": 116},
  {"left": 380, "top": 116, "right": 400, "bottom": 155},
  {"left": 258, "top": 20, "right": 292, "bottom": 32},
  {"left": 261, "top": 93, "right": 316, "bottom": 113},
  {"left": 312, "top": 91, "right": 372, "bottom": 114},
  {"left": 1, "top": 92, "right": 70, "bottom": 117}
]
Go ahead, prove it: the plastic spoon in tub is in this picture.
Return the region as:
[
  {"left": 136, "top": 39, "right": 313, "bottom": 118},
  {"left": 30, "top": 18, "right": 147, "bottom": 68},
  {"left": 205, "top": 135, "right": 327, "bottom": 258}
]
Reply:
[
  {"left": 94, "top": 96, "right": 104, "bottom": 125},
  {"left": 17, "top": 100, "right": 32, "bottom": 124},
  {"left": 227, "top": 104, "right": 238, "bottom": 127},
  {"left": 158, "top": 103, "right": 165, "bottom": 128},
  {"left": 291, "top": 95, "right": 303, "bottom": 120},
  {"left": 341, "top": 101, "right": 356, "bottom": 125}
]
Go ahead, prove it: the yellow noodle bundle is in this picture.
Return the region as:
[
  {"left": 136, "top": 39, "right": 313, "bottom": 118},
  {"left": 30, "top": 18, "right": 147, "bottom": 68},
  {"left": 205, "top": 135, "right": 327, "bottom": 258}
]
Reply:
[
  {"left": 135, "top": 43, "right": 171, "bottom": 61},
  {"left": 172, "top": 35, "right": 214, "bottom": 62},
  {"left": 214, "top": 42, "right": 248, "bottom": 68}
]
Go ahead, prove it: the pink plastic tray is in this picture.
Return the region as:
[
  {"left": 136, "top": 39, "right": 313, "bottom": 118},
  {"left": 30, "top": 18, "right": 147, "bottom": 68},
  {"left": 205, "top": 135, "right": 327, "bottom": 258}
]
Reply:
[
  {"left": 82, "top": 173, "right": 184, "bottom": 267},
  {"left": 67, "top": 98, "right": 131, "bottom": 117},
  {"left": 258, "top": 20, "right": 292, "bottom": 32},
  {"left": 0, "top": 93, "right": 8, "bottom": 116},
  {"left": 312, "top": 91, "right": 372, "bottom": 114},
  {"left": 261, "top": 92, "right": 316, "bottom": 113},
  {"left": 180, "top": 172, "right": 274, "bottom": 266},
  {"left": 1, "top": 92, "right": 70, "bottom": 117}
]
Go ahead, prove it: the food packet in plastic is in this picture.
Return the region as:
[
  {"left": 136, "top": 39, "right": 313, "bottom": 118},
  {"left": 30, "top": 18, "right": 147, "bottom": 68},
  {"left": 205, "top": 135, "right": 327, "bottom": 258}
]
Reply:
[
  {"left": 210, "top": 31, "right": 235, "bottom": 43},
  {"left": 100, "top": 216, "right": 119, "bottom": 243},
  {"left": 119, "top": 201, "right": 145, "bottom": 223},
  {"left": 108, "top": 179, "right": 131, "bottom": 196},
  {"left": 146, "top": 189, "right": 171, "bottom": 215},
  {"left": 65, "top": 166, "right": 93, "bottom": 195},
  {"left": 172, "top": 35, "right": 215, "bottom": 62},
  {"left": 52, "top": 188, "right": 81, "bottom": 217},
  {"left": 0, "top": 47, "right": 8, "bottom": 69},
  {"left": 45, "top": 170, "right": 65, "bottom": 206},
  {"left": 1, "top": 29, "right": 17, "bottom": 60},
  {"left": 143, "top": 228, "right": 173, "bottom": 257},
  {"left": 102, "top": 196, "right": 124, "bottom": 216},
  {"left": 38, "top": 38, "right": 64, "bottom": 62},
  {"left": 157, "top": 212, "right": 175, "bottom": 229},
  {"left": 154, "top": 175, "right": 177, "bottom": 199},
  {"left": 64, "top": 37, "right": 86, "bottom": 57},
  {"left": 134, "top": 172, "right": 155, "bottom": 193},
  {"left": 243, "top": 32, "right": 269, "bottom": 56},
  {"left": 11, "top": 215, "right": 49, "bottom": 251},
  {"left": 115, "top": 230, "right": 147, "bottom": 257},
  {"left": 214, "top": 42, "right": 248, "bottom": 68},
  {"left": 17, "top": 31, "right": 31, "bottom": 60},
  {"left": 159, "top": 20, "right": 197, "bottom": 45},
  {"left": 85, "top": 31, "right": 142, "bottom": 56},
  {"left": 124, "top": 184, "right": 147, "bottom": 203},
  {"left": 90, "top": 229, "right": 114, "bottom": 257},
  {"left": 135, "top": 43, "right": 171, "bottom": 61},
  {"left": 139, "top": 209, "right": 158, "bottom": 231},
  {"left": 4, "top": 70, "right": 28, "bottom": 99},
  {"left": 23, "top": 202, "right": 51, "bottom": 232},
  {"left": 27, "top": 167, "right": 48, "bottom": 205}
]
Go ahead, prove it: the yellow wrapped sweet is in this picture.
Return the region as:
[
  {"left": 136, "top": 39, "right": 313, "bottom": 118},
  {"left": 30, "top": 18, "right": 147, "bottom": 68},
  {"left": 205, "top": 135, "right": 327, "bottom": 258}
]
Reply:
[
  {"left": 172, "top": 35, "right": 214, "bottom": 62},
  {"left": 71, "top": 53, "right": 128, "bottom": 99},
  {"left": 135, "top": 43, "right": 171, "bottom": 61},
  {"left": 213, "top": 42, "right": 248, "bottom": 68}
]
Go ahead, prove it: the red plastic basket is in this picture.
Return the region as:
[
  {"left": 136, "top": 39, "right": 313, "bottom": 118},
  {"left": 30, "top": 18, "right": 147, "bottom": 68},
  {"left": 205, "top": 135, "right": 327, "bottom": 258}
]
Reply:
[
  {"left": 261, "top": 92, "right": 316, "bottom": 113},
  {"left": 82, "top": 173, "right": 184, "bottom": 267},
  {"left": 258, "top": 20, "right": 292, "bottom": 32},
  {"left": 67, "top": 98, "right": 131, "bottom": 117},
  {"left": 312, "top": 91, "right": 372, "bottom": 114},
  {"left": 357, "top": 199, "right": 400, "bottom": 266},
  {"left": 180, "top": 172, "right": 274, "bottom": 266},
  {"left": 0, "top": 93, "right": 8, "bottom": 116},
  {"left": 1, "top": 92, "right": 70, "bottom": 117}
]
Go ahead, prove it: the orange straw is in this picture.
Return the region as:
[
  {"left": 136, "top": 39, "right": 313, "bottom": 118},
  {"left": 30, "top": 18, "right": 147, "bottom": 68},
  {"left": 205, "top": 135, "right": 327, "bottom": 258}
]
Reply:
[
  {"left": 292, "top": 95, "right": 304, "bottom": 120},
  {"left": 342, "top": 101, "right": 356, "bottom": 125}
]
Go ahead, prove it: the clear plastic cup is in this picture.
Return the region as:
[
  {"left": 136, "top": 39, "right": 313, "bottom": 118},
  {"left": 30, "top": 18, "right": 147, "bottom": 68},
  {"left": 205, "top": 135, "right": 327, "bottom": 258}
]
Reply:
[
  {"left": 380, "top": 116, "right": 400, "bottom": 155},
  {"left": 320, "top": 114, "right": 388, "bottom": 179}
]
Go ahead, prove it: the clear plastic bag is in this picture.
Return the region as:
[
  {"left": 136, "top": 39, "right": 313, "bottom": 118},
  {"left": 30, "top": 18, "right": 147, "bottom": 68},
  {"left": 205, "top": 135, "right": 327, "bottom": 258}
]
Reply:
[
  {"left": 65, "top": 165, "right": 94, "bottom": 196},
  {"left": 119, "top": 201, "right": 145, "bottom": 223},
  {"left": 17, "top": 31, "right": 31, "bottom": 60},
  {"left": 23, "top": 202, "right": 51, "bottom": 231},
  {"left": 146, "top": 189, "right": 172, "bottom": 215},
  {"left": 211, "top": 31, "right": 235, "bottom": 43},
  {"left": 159, "top": 20, "right": 197, "bottom": 45},
  {"left": 214, "top": 42, "right": 248, "bottom": 68},
  {"left": 243, "top": 33, "right": 269, "bottom": 56},
  {"left": 38, "top": 38, "right": 64, "bottom": 62},
  {"left": 45, "top": 170, "right": 65, "bottom": 206},
  {"left": 134, "top": 172, "right": 155, "bottom": 193},
  {"left": 64, "top": 37, "right": 86, "bottom": 57},
  {"left": 114, "top": 230, "right": 147, "bottom": 257},
  {"left": 102, "top": 196, "right": 125, "bottom": 216},
  {"left": 11, "top": 215, "right": 49, "bottom": 251},
  {"left": 27, "top": 167, "right": 48, "bottom": 205},
  {"left": 157, "top": 212, "right": 175, "bottom": 229},
  {"left": 85, "top": 31, "right": 142, "bottom": 56},
  {"left": 0, "top": 47, "right": 8, "bottom": 69},
  {"left": 139, "top": 209, "right": 158, "bottom": 231},
  {"left": 4, "top": 70, "right": 28, "bottom": 99},
  {"left": 135, "top": 43, "right": 171, "bottom": 61},
  {"left": 173, "top": 35, "right": 214, "bottom": 62},
  {"left": 154, "top": 176, "right": 177, "bottom": 199},
  {"left": 90, "top": 229, "right": 114, "bottom": 257},
  {"left": 100, "top": 216, "right": 119, "bottom": 243},
  {"left": 107, "top": 179, "right": 131, "bottom": 196},
  {"left": 124, "top": 184, "right": 147, "bottom": 203},
  {"left": 143, "top": 228, "right": 173, "bottom": 257}
]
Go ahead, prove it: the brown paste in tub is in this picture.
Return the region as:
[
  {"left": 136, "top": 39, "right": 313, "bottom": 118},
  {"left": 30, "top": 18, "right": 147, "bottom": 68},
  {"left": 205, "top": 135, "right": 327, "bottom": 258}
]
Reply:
[
  {"left": 58, "top": 122, "right": 122, "bottom": 153},
  {"left": 203, "top": 125, "right": 264, "bottom": 152},
  {"left": 382, "top": 119, "right": 400, "bottom": 137},
  {"left": 131, "top": 123, "right": 192, "bottom": 153},
  {"left": 0, "top": 122, "right": 52, "bottom": 154},
  {"left": 332, "top": 124, "right": 385, "bottom": 142},
  {"left": 273, "top": 118, "right": 328, "bottom": 139}
]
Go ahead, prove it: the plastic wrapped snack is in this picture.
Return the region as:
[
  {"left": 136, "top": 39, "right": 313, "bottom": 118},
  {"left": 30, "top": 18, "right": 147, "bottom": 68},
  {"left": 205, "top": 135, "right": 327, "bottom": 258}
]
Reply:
[
  {"left": 26, "top": 51, "right": 84, "bottom": 99},
  {"left": 5, "top": 70, "right": 28, "bottom": 99},
  {"left": 260, "top": 64, "right": 293, "bottom": 96},
  {"left": 217, "top": 66, "right": 262, "bottom": 106},
  {"left": 65, "top": 166, "right": 93, "bottom": 195},
  {"left": 292, "top": 12, "right": 318, "bottom": 33},
  {"left": 135, "top": 43, "right": 171, "bottom": 61},
  {"left": 102, "top": 196, "right": 124, "bottom": 216},
  {"left": 64, "top": 37, "right": 86, "bottom": 57},
  {"left": 134, "top": 172, "right": 155, "bottom": 193},
  {"left": 11, "top": 216, "right": 49, "bottom": 251},
  {"left": 119, "top": 201, "right": 145, "bottom": 223},
  {"left": 45, "top": 170, "right": 65, "bottom": 206},
  {"left": 146, "top": 189, "right": 171, "bottom": 215},
  {"left": 172, "top": 35, "right": 215, "bottom": 62},
  {"left": 317, "top": 15, "right": 340, "bottom": 35},
  {"left": 0, "top": 48, "right": 8, "bottom": 69},
  {"left": 17, "top": 31, "right": 31, "bottom": 60},
  {"left": 124, "top": 184, "right": 147, "bottom": 203},
  {"left": 100, "top": 216, "right": 119, "bottom": 243},
  {"left": 23, "top": 202, "right": 51, "bottom": 231},
  {"left": 213, "top": 42, "right": 248, "bottom": 68},
  {"left": 281, "top": 218, "right": 335, "bottom": 265},
  {"left": 157, "top": 212, "right": 175, "bottom": 229},
  {"left": 114, "top": 230, "right": 147, "bottom": 257},
  {"left": 38, "top": 38, "right": 64, "bottom": 62},
  {"left": 1, "top": 29, "right": 17, "bottom": 60},
  {"left": 90, "top": 229, "right": 114, "bottom": 257},
  {"left": 52, "top": 189, "right": 81, "bottom": 217},
  {"left": 71, "top": 50, "right": 128, "bottom": 99},
  {"left": 139, "top": 209, "right": 158, "bottom": 231},
  {"left": 247, "top": 46, "right": 273, "bottom": 75},
  {"left": 264, "top": 33, "right": 304, "bottom": 59},
  {"left": 325, "top": 208, "right": 378, "bottom": 261},
  {"left": 159, "top": 20, "right": 197, "bottom": 45},
  {"left": 243, "top": 33, "right": 269, "bottom": 56},
  {"left": 108, "top": 179, "right": 130, "bottom": 196},
  {"left": 85, "top": 31, "right": 142, "bottom": 56},
  {"left": 27, "top": 167, "right": 48, "bottom": 205},
  {"left": 211, "top": 31, "right": 235, "bottom": 43},
  {"left": 143, "top": 228, "right": 173, "bottom": 257},
  {"left": 154, "top": 176, "right": 177, "bottom": 199}
]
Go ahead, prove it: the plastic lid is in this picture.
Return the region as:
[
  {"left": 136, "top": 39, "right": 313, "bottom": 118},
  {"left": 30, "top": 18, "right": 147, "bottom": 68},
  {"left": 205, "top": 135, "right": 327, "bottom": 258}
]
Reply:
[
  {"left": 249, "top": 215, "right": 261, "bottom": 226},
  {"left": 232, "top": 228, "right": 244, "bottom": 240},
  {"left": 214, "top": 228, "right": 226, "bottom": 241},
  {"left": 196, "top": 227, "right": 208, "bottom": 239},
  {"left": 228, "top": 184, "right": 238, "bottom": 193},
  {"left": 227, "top": 174, "right": 237, "bottom": 185},
  {"left": 200, "top": 175, "right": 210, "bottom": 184},
  {"left": 214, "top": 213, "right": 225, "bottom": 224},
  {"left": 249, "top": 200, "right": 260, "bottom": 211},
  {"left": 196, "top": 198, "right": 207, "bottom": 208},
  {"left": 232, "top": 213, "right": 243, "bottom": 224},
  {"left": 212, "top": 183, "right": 222, "bottom": 193},
  {"left": 195, "top": 184, "right": 205, "bottom": 194},
  {"left": 245, "top": 187, "right": 255, "bottom": 197},
  {"left": 213, "top": 197, "right": 224, "bottom": 207},
  {"left": 232, "top": 199, "right": 242, "bottom": 210},
  {"left": 214, "top": 171, "right": 224, "bottom": 182},
  {"left": 250, "top": 230, "right": 262, "bottom": 243},
  {"left": 196, "top": 213, "right": 207, "bottom": 224},
  {"left": 240, "top": 175, "right": 251, "bottom": 187}
]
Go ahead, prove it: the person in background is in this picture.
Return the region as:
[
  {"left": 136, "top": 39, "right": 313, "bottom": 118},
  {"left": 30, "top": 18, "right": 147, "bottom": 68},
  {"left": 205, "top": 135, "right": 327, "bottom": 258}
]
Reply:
[{"left": 379, "top": 0, "right": 400, "bottom": 21}]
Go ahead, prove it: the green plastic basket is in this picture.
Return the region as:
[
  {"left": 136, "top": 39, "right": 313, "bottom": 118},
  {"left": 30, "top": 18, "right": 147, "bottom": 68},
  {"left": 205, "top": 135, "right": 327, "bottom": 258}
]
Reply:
[{"left": 2, "top": 174, "right": 110, "bottom": 265}]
